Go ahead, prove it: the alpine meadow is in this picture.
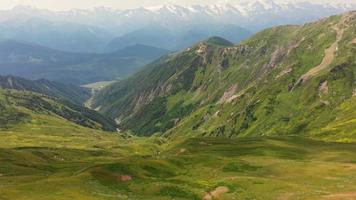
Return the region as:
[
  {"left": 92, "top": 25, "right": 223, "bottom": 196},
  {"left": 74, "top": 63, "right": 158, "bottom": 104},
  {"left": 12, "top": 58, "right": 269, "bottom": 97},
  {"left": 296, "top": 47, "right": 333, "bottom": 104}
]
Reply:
[{"left": 0, "top": 1, "right": 356, "bottom": 200}]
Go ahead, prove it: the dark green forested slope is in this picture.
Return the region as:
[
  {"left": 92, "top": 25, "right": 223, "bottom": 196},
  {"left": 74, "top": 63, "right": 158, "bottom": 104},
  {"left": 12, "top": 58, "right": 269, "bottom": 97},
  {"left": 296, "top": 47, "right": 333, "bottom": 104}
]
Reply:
[
  {"left": 93, "top": 12, "right": 356, "bottom": 142},
  {"left": 0, "top": 75, "right": 90, "bottom": 105},
  {"left": 0, "top": 89, "right": 117, "bottom": 131}
]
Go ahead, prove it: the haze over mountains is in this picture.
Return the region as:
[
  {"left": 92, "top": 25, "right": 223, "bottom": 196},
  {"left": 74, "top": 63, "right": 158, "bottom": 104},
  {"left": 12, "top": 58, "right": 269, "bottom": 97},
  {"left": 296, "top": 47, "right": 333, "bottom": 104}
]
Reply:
[
  {"left": 0, "top": 39, "right": 169, "bottom": 84},
  {"left": 0, "top": 0, "right": 355, "bottom": 53}
]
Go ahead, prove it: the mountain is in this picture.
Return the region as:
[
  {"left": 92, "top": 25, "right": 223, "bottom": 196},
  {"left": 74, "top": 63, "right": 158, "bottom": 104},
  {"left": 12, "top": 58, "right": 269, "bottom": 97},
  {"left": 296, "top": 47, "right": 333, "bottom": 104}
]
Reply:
[
  {"left": 93, "top": 11, "right": 356, "bottom": 142},
  {"left": 0, "top": 16, "right": 114, "bottom": 53},
  {"left": 204, "top": 36, "right": 234, "bottom": 46},
  {"left": 3, "top": 87, "right": 356, "bottom": 200},
  {"left": 0, "top": 40, "right": 169, "bottom": 84},
  {"left": 1, "top": 1, "right": 354, "bottom": 53},
  {"left": 0, "top": 75, "right": 90, "bottom": 105},
  {"left": 0, "top": 89, "right": 117, "bottom": 131},
  {"left": 1, "top": 1, "right": 355, "bottom": 34},
  {"left": 113, "top": 44, "right": 170, "bottom": 59},
  {"left": 106, "top": 24, "right": 251, "bottom": 51}
]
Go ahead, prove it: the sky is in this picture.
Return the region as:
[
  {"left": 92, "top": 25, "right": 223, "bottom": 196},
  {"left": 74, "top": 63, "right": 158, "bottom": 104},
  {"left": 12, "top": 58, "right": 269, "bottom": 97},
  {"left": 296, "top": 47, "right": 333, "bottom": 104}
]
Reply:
[{"left": 0, "top": 0, "right": 354, "bottom": 11}]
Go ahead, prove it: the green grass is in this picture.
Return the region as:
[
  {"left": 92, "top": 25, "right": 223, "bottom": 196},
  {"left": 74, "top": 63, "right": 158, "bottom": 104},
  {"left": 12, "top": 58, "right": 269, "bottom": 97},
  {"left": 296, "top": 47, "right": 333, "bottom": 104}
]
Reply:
[
  {"left": 1, "top": 133, "right": 356, "bottom": 200},
  {"left": 1, "top": 12, "right": 356, "bottom": 200}
]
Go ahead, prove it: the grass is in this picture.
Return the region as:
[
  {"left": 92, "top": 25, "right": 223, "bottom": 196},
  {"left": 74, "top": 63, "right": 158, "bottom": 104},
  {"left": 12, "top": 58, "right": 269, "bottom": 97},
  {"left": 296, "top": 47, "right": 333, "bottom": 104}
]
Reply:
[
  {"left": 92, "top": 12, "right": 356, "bottom": 142},
  {"left": 1, "top": 132, "right": 356, "bottom": 199}
]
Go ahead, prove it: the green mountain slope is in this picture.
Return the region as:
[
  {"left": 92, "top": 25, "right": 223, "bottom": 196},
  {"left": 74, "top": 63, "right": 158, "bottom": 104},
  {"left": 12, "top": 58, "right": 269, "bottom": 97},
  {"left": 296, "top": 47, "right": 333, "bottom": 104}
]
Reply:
[
  {"left": 93, "top": 11, "right": 356, "bottom": 141},
  {"left": 0, "top": 40, "right": 169, "bottom": 84},
  {"left": 0, "top": 75, "right": 90, "bottom": 105},
  {"left": 0, "top": 89, "right": 117, "bottom": 131}
]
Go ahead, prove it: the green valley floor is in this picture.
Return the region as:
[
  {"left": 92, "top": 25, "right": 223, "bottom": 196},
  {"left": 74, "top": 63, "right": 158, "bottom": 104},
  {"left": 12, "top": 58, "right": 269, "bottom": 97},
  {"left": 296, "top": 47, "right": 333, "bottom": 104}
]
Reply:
[{"left": 0, "top": 126, "right": 355, "bottom": 200}]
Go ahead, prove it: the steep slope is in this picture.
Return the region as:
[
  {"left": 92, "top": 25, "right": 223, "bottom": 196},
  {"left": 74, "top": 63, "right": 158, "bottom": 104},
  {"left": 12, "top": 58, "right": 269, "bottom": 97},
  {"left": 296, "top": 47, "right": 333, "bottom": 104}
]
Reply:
[
  {"left": 93, "top": 11, "right": 356, "bottom": 141},
  {"left": 0, "top": 89, "right": 117, "bottom": 131},
  {"left": 0, "top": 40, "right": 169, "bottom": 84},
  {"left": 0, "top": 75, "right": 90, "bottom": 105}
]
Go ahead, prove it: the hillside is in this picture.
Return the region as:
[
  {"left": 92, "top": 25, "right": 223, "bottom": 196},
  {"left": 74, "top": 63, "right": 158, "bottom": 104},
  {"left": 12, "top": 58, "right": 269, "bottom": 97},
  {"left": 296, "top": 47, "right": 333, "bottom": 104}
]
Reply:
[
  {"left": 0, "top": 89, "right": 117, "bottom": 131},
  {"left": 93, "top": 11, "right": 356, "bottom": 141},
  {"left": 0, "top": 75, "right": 90, "bottom": 105},
  {"left": 0, "top": 40, "right": 169, "bottom": 84}
]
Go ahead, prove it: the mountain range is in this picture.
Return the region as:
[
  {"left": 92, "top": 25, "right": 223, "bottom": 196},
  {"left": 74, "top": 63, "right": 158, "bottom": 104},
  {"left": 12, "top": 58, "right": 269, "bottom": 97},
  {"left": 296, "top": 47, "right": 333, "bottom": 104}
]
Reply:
[
  {"left": 106, "top": 24, "right": 251, "bottom": 52},
  {"left": 0, "top": 0, "right": 355, "bottom": 52},
  {"left": 2, "top": 1, "right": 354, "bottom": 32},
  {"left": 0, "top": 39, "right": 169, "bottom": 84},
  {"left": 0, "top": 10, "right": 355, "bottom": 200},
  {"left": 93, "top": 11, "right": 356, "bottom": 142}
]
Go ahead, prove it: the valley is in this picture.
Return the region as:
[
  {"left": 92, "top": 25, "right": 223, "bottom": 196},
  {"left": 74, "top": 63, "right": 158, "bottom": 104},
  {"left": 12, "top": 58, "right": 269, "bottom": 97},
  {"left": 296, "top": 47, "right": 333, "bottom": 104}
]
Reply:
[{"left": 0, "top": 6, "right": 355, "bottom": 200}]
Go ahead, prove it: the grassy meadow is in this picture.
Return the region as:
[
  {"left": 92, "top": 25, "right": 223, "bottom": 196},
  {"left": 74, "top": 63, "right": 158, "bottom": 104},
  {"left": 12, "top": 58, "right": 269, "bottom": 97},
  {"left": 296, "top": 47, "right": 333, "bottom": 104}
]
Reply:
[{"left": 1, "top": 126, "right": 356, "bottom": 200}]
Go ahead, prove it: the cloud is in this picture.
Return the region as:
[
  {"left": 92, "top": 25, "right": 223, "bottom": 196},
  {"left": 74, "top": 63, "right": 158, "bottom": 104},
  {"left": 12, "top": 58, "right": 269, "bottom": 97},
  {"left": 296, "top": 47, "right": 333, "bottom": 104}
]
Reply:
[{"left": 0, "top": 0, "right": 354, "bottom": 11}]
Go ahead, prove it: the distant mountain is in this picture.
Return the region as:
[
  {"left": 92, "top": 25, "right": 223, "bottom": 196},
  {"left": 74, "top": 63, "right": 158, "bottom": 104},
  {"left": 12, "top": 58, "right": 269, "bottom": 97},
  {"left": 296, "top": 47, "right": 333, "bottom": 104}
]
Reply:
[
  {"left": 1, "top": 1, "right": 354, "bottom": 34},
  {"left": 106, "top": 24, "right": 251, "bottom": 51},
  {"left": 93, "top": 11, "right": 356, "bottom": 141},
  {"left": 0, "top": 1, "right": 354, "bottom": 53},
  {"left": 113, "top": 44, "right": 170, "bottom": 59},
  {"left": 0, "top": 89, "right": 117, "bottom": 131},
  {"left": 0, "top": 40, "right": 169, "bottom": 84},
  {"left": 0, "top": 17, "right": 114, "bottom": 53},
  {"left": 0, "top": 75, "right": 90, "bottom": 105}
]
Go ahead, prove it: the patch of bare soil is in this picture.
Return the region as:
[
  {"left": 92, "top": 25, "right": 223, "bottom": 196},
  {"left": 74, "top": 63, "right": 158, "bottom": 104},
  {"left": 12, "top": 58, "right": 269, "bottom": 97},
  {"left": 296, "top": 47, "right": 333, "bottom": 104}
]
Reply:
[
  {"left": 277, "top": 193, "right": 294, "bottom": 200},
  {"left": 352, "top": 38, "right": 356, "bottom": 44},
  {"left": 114, "top": 174, "right": 132, "bottom": 182},
  {"left": 323, "top": 192, "right": 356, "bottom": 199},
  {"left": 175, "top": 148, "right": 186, "bottom": 156},
  {"left": 343, "top": 163, "right": 356, "bottom": 170},
  {"left": 203, "top": 186, "right": 229, "bottom": 200}
]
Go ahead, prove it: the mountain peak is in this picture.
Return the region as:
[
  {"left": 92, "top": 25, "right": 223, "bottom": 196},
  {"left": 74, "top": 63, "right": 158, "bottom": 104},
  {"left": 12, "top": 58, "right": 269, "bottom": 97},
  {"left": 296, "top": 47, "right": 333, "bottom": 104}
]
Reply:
[{"left": 204, "top": 36, "right": 234, "bottom": 46}]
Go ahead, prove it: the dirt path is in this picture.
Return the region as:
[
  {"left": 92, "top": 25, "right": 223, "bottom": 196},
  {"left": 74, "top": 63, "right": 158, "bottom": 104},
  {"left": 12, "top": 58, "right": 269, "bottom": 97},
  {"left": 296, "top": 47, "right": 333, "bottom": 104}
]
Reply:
[{"left": 293, "top": 14, "right": 351, "bottom": 89}]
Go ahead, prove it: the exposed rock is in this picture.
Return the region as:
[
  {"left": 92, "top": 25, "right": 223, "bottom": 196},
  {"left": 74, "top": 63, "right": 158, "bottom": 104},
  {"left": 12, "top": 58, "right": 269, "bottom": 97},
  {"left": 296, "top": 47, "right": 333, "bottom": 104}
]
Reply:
[
  {"left": 287, "top": 37, "right": 305, "bottom": 55},
  {"left": 262, "top": 47, "right": 285, "bottom": 70},
  {"left": 218, "top": 85, "right": 237, "bottom": 104},
  {"left": 276, "top": 67, "right": 293, "bottom": 79},
  {"left": 319, "top": 81, "right": 329, "bottom": 95}
]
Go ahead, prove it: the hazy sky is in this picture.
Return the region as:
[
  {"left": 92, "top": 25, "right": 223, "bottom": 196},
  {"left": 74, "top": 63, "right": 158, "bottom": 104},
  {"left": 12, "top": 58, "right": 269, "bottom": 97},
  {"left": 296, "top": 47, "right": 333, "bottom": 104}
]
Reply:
[{"left": 0, "top": 0, "right": 354, "bottom": 11}]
